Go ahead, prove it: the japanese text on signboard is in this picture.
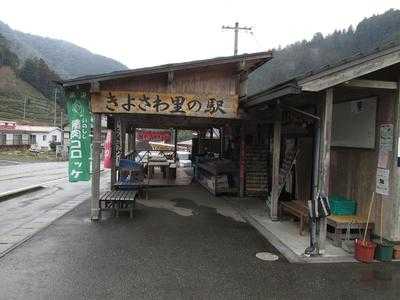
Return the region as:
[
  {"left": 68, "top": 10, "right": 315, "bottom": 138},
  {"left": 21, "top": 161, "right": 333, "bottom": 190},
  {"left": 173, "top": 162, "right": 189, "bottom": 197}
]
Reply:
[
  {"left": 67, "top": 92, "right": 92, "bottom": 182},
  {"left": 91, "top": 91, "right": 239, "bottom": 119}
]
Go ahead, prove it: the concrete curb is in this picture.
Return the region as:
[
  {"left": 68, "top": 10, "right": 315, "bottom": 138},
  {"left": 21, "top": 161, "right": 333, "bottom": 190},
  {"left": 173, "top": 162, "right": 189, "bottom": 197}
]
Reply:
[
  {"left": 0, "top": 185, "right": 44, "bottom": 202},
  {"left": 222, "top": 198, "right": 366, "bottom": 264}
]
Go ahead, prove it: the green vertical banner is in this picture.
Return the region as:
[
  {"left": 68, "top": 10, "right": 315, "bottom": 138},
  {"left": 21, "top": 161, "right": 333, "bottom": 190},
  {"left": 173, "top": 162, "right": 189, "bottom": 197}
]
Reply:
[{"left": 66, "top": 91, "right": 92, "bottom": 182}]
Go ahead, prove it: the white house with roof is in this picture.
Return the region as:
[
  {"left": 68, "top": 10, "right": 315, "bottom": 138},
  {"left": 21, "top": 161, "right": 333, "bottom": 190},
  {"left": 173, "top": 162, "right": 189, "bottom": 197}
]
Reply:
[{"left": 0, "top": 120, "right": 62, "bottom": 149}]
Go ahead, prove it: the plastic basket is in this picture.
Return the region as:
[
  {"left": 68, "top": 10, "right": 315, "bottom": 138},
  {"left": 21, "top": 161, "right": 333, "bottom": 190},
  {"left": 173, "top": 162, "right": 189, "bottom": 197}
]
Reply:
[
  {"left": 354, "top": 239, "right": 376, "bottom": 263},
  {"left": 375, "top": 243, "right": 394, "bottom": 262},
  {"left": 329, "top": 195, "right": 357, "bottom": 215}
]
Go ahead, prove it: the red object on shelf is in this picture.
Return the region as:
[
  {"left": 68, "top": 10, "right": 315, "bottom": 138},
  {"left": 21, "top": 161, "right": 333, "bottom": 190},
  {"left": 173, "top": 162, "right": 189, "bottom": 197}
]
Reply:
[{"left": 355, "top": 239, "right": 376, "bottom": 263}]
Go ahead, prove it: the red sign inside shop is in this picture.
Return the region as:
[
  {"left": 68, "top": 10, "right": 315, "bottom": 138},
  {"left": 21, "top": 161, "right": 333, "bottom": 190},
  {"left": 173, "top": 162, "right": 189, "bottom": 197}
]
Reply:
[{"left": 136, "top": 130, "right": 171, "bottom": 142}]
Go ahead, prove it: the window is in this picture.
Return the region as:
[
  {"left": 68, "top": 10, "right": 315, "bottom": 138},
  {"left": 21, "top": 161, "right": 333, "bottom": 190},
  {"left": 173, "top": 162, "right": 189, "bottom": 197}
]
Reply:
[
  {"left": 43, "top": 135, "right": 47, "bottom": 141},
  {"left": 52, "top": 135, "right": 57, "bottom": 142},
  {"left": 30, "top": 135, "right": 37, "bottom": 144}
]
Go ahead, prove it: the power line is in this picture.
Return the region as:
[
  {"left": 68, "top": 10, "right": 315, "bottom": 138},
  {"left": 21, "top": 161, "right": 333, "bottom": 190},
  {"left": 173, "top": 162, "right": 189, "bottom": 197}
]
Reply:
[{"left": 222, "top": 22, "right": 252, "bottom": 55}]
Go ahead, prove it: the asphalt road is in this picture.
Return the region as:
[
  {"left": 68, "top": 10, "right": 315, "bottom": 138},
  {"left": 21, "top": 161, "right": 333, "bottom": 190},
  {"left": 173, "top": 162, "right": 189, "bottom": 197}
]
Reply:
[
  {"left": 0, "top": 186, "right": 399, "bottom": 299},
  {"left": 0, "top": 161, "right": 69, "bottom": 194}
]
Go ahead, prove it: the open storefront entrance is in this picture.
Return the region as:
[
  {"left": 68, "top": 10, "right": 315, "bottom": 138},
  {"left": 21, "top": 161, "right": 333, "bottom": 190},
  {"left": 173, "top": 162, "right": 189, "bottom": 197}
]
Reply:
[{"left": 61, "top": 52, "right": 272, "bottom": 221}]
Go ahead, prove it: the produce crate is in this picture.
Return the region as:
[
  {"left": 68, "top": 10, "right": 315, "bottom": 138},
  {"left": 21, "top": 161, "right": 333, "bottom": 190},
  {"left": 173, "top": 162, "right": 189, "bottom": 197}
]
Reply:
[{"left": 329, "top": 195, "right": 357, "bottom": 215}]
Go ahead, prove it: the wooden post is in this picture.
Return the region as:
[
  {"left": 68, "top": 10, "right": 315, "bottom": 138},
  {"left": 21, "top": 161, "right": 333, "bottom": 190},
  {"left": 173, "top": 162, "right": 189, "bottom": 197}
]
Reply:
[
  {"left": 271, "top": 110, "right": 282, "bottom": 221},
  {"left": 111, "top": 129, "right": 116, "bottom": 189},
  {"left": 121, "top": 121, "right": 126, "bottom": 159},
  {"left": 239, "top": 123, "right": 246, "bottom": 197},
  {"left": 174, "top": 128, "right": 178, "bottom": 162},
  {"left": 132, "top": 127, "right": 136, "bottom": 154},
  {"left": 127, "top": 125, "right": 132, "bottom": 153},
  {"left": 318, "top": 88, "right": 333, "bottom": 252},
  {"left": 220, "top": 127, "right": 224, "bottom": 158},
  {"left": 392, "top": 79, "right": 400, "bottom": 240},
  {"left": 91, "top": 113, "right": 101, "bottom": 220}
]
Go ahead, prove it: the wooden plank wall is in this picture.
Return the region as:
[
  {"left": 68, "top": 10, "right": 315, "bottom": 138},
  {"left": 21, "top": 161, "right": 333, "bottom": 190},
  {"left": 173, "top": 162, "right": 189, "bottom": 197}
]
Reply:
[
  {"left": 329, "top": 88, "right": 396, "bottom": 237},
  {"left": 100, "top": 67, "right": 238, "bottom": 96}
]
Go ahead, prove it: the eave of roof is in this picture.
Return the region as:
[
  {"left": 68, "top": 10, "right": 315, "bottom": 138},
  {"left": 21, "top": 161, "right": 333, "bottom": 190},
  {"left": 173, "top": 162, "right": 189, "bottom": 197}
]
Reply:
[
  {"left": 60, "top": 51, "right": 272, "bottom": 87},
  {"left": 244, "top": 79, "right": 301, "bottom": 108},
  {"left": 244, "top": 43, "right": 400, "bottom": 108}
]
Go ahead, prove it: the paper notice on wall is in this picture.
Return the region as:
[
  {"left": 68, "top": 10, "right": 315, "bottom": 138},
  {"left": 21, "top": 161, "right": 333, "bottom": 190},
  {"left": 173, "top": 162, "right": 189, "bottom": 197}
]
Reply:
[
  {"left": 379, "top": 124, "right": 394, "bottom": 152},
  {"left": 376, "top": 168, "right": 390, "bottom": 196},
  {"left": 350, "top": 100, "right": 365, "bottom": 114},
  {"left": 378, "top": 151, "right": 389, "bottom": 168}
]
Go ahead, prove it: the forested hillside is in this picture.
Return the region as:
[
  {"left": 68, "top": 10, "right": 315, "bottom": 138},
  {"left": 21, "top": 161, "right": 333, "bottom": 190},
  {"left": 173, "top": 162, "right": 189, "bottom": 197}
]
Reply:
[
  {"left": 248, "top": 9, "right": 400, "bottom": 95},
  {"left": 0, "top": 33, "right": 62, "bottom": 124},
  {"left": 0, "top": 20, "right": 127, "bottom": 79}
]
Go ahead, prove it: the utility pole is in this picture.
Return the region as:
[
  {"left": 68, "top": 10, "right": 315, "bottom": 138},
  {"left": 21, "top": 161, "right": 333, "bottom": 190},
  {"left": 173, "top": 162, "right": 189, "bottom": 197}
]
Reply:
[
  {"left": 222, "top": 22, "right": 252, "bottom": 56},
  {"left": 23, "top": 96, "right": 27, "bottom": 120},
  {"left": 60, "top": 111, "right": 63, "bottom": 139},
  {"left": 53, "top": 88, "right": 58, "bottom": 127}
]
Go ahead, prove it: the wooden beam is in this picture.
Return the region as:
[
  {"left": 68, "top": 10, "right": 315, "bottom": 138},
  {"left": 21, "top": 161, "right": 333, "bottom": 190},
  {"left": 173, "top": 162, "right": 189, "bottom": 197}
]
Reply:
[
  {"left": 343, "top": 79, "right": 397, "bottom": 90},
  {"left": 392, "top": 79, "right": 400, "bottom": 240},
  {"left": 239, "top": 123, "right": 246, "bottom": 197},
  {"left": 318, "top": 88, "right": 333, "bottom": 252},
  {"left": 300, "top": 46, "right": 400, "bottom": 92},
  {"left": 270, "top": 110, "right": 282, "bottom": 221},
  {"left": 244, "top": 85, "right": 301, "bottom": 108},
  {"left": 132, "top": 127, "right": 136, "bottom": 154},
  {"left": 174, "top": 129, "right": 178, "bottom": 162},
  {"left": 91, "top": 113, "right": 101, "bottom": 220},
  {"left": 90, "top": 81, "right": 100, "bottom": 94}
]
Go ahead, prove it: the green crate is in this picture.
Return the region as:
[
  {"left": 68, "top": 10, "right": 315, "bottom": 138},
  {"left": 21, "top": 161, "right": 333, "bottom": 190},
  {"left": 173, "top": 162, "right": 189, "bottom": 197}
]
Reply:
[{"left": 329, "top": 195, "right": 357, "bottom": 215}]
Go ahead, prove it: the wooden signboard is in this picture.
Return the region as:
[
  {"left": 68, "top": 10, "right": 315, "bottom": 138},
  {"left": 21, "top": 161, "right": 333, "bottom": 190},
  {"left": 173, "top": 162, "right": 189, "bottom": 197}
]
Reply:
[{"left": 91, "top": 91, "right": 239, "bottom": 119}]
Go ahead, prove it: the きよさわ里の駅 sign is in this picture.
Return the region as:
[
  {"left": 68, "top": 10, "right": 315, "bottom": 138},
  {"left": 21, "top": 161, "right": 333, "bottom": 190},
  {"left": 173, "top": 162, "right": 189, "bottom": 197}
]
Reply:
[{"left": 91, "top": 91, "right": 239, "bottom": 119}]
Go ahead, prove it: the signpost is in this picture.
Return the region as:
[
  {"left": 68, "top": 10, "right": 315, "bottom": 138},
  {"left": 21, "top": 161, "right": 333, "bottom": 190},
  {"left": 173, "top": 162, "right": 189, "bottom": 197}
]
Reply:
[
  {"left": 91, "top": 91, "right": 239, "bottom": 119},
  {"left": 66, "top": 92, "right": 92, "bottom": 182}
]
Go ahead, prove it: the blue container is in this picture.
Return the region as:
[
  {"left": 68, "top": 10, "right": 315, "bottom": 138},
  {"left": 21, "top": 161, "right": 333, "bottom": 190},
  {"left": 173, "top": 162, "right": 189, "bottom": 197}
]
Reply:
[{"left": 329, "top": 195, "right": 357, "bottom": 215}]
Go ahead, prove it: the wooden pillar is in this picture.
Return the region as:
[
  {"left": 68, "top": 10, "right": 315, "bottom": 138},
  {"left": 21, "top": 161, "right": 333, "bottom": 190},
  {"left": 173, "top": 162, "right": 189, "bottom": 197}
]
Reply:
[
  {"left": 111, "top": 129, "right": 116, "bottom": 189},
  {"left": 174, "top": 129, "right": 178, "bottom": 162},
  {"left": 270, "top": 111, "right": 282, "bottom": 221},
  {"left": 91, "top": 113, "right": 101, "bottom": 220},
  {"left": 392, "top": 79, "right": 400, "bottom": 241},
  {"left": 220, "top": 127, "right": 224, "bottom": 158},
  {"left": 132, "top": 127, "right": 136, "bottom": 154},
  {"left": 127, "top": 125, "right": 132, "bottom": 153},
  {"left": 239, "top": 123, "right": 246, "bottom": 197},
  {"left": 318, "top": 88, "right": 333, "bottom": 252},
  {"left": 121, "top": 121, "right": 126, "bottom": 159}
]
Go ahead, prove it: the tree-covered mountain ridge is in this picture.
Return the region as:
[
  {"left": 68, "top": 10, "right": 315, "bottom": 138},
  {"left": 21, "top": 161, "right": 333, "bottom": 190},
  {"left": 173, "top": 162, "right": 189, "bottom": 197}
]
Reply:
[
  {"left": 0, "top": 20, "right": 128, "bottom": 79},
  {"left": 248, "top": 9, "right": 400, "bottom": 95}
]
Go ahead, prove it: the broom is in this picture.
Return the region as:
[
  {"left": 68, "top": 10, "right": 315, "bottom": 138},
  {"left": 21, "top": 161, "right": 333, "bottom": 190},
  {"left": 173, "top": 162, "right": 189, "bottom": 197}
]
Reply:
[{"left": 362, "top": 192, "right": 375, "bottom": 245}]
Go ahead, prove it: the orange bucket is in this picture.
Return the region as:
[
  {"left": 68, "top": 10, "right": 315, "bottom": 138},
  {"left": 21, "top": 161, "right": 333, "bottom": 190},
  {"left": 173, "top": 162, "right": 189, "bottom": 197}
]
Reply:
[
  {"left": 393, "top": 245, "right": 400, "bottom": 260},
  {"left": 355, "top": 239, "right": 376, "bottom": 263}
]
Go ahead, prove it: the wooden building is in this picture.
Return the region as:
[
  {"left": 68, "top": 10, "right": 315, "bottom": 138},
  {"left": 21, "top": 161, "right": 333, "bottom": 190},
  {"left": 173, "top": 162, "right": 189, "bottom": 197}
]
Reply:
[
  {"left": 60, "top": 52, "right": 272, "bottom": 219},
  {"left": 61, "top": 44, "right": 400, "bottom": 254},
  {"left": 245, "top": 44, "right": 400, "bottom": 245}
]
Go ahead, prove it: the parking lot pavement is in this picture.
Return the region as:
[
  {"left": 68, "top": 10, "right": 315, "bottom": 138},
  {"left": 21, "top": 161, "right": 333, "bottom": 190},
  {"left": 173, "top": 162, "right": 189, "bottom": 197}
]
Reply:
[{"left": 0, "top": 185, "right": 400, "bottom": 299}]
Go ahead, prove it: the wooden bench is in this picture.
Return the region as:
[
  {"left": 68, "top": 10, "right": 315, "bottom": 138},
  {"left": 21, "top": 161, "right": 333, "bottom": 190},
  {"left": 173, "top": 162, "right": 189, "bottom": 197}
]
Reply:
[
  {"left": 99, "top": 190, "right": 137, "bottom": 218},
  {"left": 327, "top": 215, "right": 374, "bottom": 247},
  {"left": 280, "top": 200, "right": 308, "bottom": 235}
]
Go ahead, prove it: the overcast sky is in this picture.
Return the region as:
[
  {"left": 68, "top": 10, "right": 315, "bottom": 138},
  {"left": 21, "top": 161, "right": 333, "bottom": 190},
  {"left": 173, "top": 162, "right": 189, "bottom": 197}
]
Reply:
[{"left": 1, "top": 0, "right": 399, "bottom": 69}]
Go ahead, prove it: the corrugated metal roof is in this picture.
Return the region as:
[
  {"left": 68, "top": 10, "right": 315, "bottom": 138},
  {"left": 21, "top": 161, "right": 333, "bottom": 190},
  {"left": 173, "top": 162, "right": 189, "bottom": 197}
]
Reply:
[{"left": 59, "top": 51, "right": 272, "bottom": 87}]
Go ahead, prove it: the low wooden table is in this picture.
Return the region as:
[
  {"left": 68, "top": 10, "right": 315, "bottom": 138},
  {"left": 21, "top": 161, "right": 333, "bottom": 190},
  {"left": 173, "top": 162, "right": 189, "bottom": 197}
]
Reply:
[
  {"left": 327, "top": 215, "right": 374, "bottom": 247},
  {"left": 280, "top": 200, "right": 308, "bottom": 236},
  {"left": 99, "top": 190, "right": 137, "bottom": 218},
  {"left": 147, "top": 161, "right": 170, "bottom": 181}
]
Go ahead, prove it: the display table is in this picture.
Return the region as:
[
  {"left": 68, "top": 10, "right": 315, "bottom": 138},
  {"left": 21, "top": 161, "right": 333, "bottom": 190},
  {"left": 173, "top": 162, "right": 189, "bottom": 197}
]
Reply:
[
  {"left": 195, "top": 159, "right": 237, "bottom": 195},
  {"left": 327, "top": 215, "right": 374, "bottom": 247}
]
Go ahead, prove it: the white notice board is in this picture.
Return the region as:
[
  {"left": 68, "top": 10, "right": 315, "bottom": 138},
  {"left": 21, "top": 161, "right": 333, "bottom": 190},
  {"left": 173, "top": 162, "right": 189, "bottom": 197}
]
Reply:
[{"left": 332, "top": 97, "right": 377, "bottom": 149}]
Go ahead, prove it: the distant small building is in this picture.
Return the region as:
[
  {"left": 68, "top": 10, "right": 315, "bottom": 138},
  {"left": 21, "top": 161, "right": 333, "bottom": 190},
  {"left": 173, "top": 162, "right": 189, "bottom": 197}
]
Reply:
[{"left": 0, "top": 120, "right": 62, "bottom": 149}]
